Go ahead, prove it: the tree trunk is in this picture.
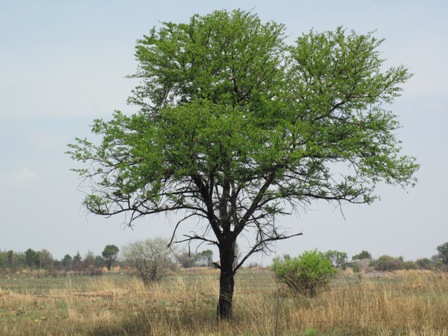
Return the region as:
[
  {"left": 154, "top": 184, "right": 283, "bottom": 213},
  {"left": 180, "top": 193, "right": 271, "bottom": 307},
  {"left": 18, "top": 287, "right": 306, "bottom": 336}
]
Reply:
[{"left": 217, "top": 238, "right": 236, "bottom": 319}]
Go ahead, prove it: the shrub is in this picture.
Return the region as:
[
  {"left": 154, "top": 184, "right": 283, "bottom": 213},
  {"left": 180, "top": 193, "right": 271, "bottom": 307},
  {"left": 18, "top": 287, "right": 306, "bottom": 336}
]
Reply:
[
  {"left": 416, "top": 258, "right": 433, "bottom": 270},
  {"left": 272, "top": 250, "right": 337, "bottom": 297},
  {"left": 122, "top": 237, "right": 177, "bottom": 285},
  {"left": 352, "top": 262, "right": 362, "bottom": 273},
  {"left": 402, "top": 261, "right": 419, "bottom": 270},
  {"left": 371, "top": 255, "right": 404, "bottom": 271}
]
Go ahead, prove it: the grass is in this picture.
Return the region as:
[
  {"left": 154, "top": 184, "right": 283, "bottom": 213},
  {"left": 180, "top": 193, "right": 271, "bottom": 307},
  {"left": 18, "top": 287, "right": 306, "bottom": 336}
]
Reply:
[{"left": 0, "top": 268, "right": 447, "bottom": 335}]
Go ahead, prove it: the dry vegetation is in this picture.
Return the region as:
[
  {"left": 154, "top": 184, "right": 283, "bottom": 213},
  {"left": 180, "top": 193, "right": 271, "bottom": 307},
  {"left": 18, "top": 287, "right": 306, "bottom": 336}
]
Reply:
[{"left": 1, "top": 268, "right": 447, "bottom": 335}]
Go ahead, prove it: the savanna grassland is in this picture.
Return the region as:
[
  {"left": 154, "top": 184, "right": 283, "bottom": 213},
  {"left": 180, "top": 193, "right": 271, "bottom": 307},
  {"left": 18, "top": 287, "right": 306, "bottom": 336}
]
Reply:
[{"left": 1, "top": 268, "right": 447, "bottom": 336}]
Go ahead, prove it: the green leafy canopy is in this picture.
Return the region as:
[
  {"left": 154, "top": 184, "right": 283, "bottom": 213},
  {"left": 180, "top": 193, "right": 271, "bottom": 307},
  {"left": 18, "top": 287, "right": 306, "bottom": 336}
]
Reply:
[{"left": 67, "top": 9, "right": 418, "bottom": 263}]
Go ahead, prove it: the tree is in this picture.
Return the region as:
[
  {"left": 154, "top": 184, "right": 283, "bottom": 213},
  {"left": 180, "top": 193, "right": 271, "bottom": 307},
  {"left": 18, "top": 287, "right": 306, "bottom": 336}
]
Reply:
[
  {"left": 272, "top": 250, "right": 337, "bottom": 297},
  {"left": 6, "top": 250, "right": 14, "bottom": 268},
  {"left": 324, "top": 250, "right": 348, "bottom": 269},
  {"left": 0, "top": 252, "right": 5, "bottom": 268},
  {"left": 24, "top": 248, "right": 38, "bottom": 269},
  {"left": 82, "top": 251, "right": 96, "bottom": 270},
  {"left": 197, "top": 249, "right": 214, "bottom": 267},
  {"left": 38, "top": 249, "right": 54, "bottom": 271},
  {"left": 102, "top": 245, "right": 120, "bottom": 271},
  {"left": 72, "top": 252, "right": 83, "bottom": 272},
  {"left": 61, "top": 254, "right": 73, "bottom": 269},
  {"left": 94, "top": 255, "right": 106, "bottom": 268},
  {"left": 122, "top": 237, "right": 176, "bottom": 285},
  {"left": 352, "top": 250, "right": 372, "bottom": 260},
  {"left": 436, "top": 242, "right": 448, "bottom": 265},
  {"left": 67, "top": 10, "right": 418, "bottom": 318}
]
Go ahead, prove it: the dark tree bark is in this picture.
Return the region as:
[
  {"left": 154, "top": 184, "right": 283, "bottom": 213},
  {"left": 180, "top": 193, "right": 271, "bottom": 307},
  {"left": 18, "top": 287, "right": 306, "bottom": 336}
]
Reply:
[{"left": 217, "top": 237, "right": 236, "bottom": 319}]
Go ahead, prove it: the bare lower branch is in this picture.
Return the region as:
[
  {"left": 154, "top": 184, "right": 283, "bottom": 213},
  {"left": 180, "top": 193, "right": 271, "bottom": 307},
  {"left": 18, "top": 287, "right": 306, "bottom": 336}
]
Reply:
[
  {"left": 168, "top": 213, "right": 198, "bottom": 247},
  {"left": 174, "top": 234, "right": 219, "bottom": 247},
  {"left": 234, "top": 232, "right": 303, "bottom": 272}
]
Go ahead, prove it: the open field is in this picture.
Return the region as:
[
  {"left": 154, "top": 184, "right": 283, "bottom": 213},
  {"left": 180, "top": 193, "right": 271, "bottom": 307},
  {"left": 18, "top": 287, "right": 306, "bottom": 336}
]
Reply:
[{"left": 1, "top": 268, "right": 447, "bottom": 335}]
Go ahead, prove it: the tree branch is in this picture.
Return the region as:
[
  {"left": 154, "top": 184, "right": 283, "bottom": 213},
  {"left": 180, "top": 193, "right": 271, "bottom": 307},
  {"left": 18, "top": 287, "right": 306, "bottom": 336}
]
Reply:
[{"left": 234, "top": 232, "right": 303, "bottom": 272}]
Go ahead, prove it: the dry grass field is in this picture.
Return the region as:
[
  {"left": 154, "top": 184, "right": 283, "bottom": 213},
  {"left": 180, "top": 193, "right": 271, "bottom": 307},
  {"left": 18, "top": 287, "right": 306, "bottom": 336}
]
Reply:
[{"left": 1, "top": 268, "right": 447, "bottom": 335}]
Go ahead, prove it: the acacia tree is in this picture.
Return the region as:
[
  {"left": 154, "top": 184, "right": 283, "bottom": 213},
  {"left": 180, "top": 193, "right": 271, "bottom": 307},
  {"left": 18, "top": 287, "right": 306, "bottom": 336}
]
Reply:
[
  {"left": 68, "top": 10, "right": 418, "bottom": 318},
  {"left": 102, "top": 245, "right": 120, "bottom": 271}
]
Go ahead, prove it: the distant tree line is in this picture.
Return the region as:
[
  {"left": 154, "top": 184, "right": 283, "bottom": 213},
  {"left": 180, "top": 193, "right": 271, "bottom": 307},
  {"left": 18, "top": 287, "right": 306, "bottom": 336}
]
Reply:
[
  {"left": 2, "top": 241, "right": 447, "bottom": 276},
  {"left": 0, "top": 245, "right": 121, "bottom": 276},
  {"left": 0, "top": 241, "right": 215, "bottom": 278},
  {"left": 350, "top": 242, "right": 448, "bottom": 272}
]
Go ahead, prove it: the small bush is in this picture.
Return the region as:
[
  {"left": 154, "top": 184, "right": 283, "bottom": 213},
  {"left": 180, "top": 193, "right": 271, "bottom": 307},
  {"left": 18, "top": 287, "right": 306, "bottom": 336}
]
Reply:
[
  {"left": 371, "top": 255, "right": 404, "bottom": 271},
  {"left": 352, "top": 263, "right": 361, "bottom": 273},
  {"left": 272, "top": 250, "right": 337, "bottom": 297},
  {"left": 416, "top": 258, "right": 433, "bottom": 270},
  {"left": 122, "top": 237, "right": 177, "bottom": 285},
  {"left": 402, "top": 261, "right": 419, "bottom": 270}
]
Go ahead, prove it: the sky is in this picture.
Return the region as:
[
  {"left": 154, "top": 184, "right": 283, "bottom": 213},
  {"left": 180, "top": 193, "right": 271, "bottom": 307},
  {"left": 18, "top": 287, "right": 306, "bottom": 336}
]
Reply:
[{"left": 1, "top": 1, "right": 447, "bottom": 265}]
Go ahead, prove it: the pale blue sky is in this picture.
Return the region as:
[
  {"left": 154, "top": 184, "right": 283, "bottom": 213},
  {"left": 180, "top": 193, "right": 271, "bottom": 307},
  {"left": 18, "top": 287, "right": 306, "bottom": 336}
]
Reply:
[{"left": 1, "top": 1, "right": 447, "bottom": 263}]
